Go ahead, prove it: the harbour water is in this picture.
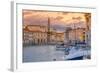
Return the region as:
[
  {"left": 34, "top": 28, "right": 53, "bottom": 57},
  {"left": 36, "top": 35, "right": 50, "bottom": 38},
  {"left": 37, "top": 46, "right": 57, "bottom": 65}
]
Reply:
[
  {"left": 23, "top": 45, "right": 90, "bottom": 62},
  {"left": 23, "top": 45, "right": 65, "bottom": 62}
]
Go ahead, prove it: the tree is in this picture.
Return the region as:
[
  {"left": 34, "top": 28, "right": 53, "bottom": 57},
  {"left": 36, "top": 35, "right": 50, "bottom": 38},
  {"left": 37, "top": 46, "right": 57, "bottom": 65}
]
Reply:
[
  {"left": 84, "top": 13, "right": 91, "bottom": 31},
  {"left": 84, "top": 13, "right": 91, "bottom": 46}
]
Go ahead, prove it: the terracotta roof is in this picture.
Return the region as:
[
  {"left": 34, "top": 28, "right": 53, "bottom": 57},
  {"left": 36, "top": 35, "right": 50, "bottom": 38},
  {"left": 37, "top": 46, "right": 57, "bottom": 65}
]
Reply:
[{"left": 23, "top": 25, "right": 47, "bottom": 32}]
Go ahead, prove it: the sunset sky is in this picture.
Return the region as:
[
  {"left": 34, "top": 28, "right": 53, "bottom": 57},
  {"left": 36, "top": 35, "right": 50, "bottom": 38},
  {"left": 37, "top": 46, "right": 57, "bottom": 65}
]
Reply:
[{"left": 23, "top": 10, "right": 90, "bottom": 32}]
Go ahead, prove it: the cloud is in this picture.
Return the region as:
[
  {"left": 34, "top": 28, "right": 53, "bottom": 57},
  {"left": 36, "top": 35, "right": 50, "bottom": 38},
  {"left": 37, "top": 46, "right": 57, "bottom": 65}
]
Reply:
[{"left": 23, "top": 10, "right": 90, "bottom": 31}]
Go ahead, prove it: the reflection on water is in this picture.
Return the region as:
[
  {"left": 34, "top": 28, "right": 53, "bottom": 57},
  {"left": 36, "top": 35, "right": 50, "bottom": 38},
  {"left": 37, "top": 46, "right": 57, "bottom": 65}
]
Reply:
[
  {"left": 23, "top": 45, "right": 65, "bottom": 62},
  {"left": 23, "top": 45, "right": 91, "bottom": 62}
]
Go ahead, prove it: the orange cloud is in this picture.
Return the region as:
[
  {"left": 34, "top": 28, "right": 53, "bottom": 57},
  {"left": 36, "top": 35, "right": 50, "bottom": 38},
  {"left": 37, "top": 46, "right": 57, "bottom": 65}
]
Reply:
[{"left": 23, "top": 10, "right": 90, "bottom": 28}]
